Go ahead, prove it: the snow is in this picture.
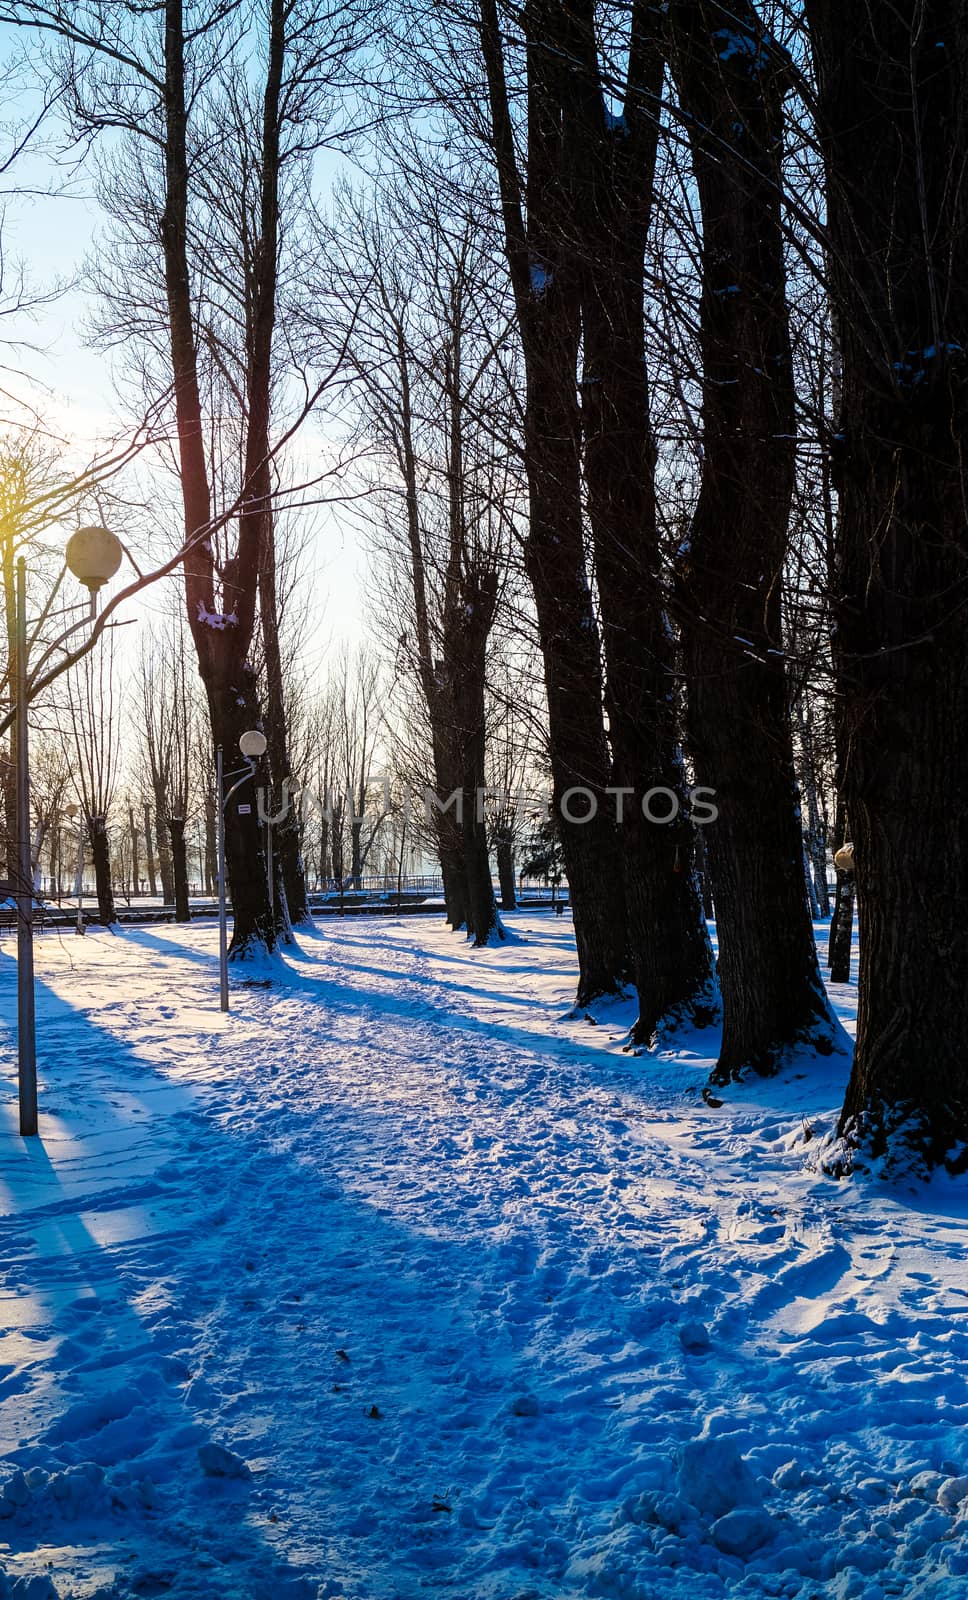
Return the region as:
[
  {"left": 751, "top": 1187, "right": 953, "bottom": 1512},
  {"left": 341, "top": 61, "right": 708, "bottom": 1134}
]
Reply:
[
  {"left": 0, "top": 914, "right": 966, "bottom": 1598},
  {"left": 195, "top": 602, "right": 238, "bottom": 630}
]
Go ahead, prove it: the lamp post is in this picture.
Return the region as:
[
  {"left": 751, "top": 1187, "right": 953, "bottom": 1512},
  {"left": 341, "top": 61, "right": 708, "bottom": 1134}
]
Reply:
[
  {"left": 216, "top": 728, "right": 267, "bottom": 1013},
  {"left": 13, "top": 526, "right": 123, "bottom": 1137},
  {"left": 14, "top": 559, "right": 37, "bottom": 1137}
]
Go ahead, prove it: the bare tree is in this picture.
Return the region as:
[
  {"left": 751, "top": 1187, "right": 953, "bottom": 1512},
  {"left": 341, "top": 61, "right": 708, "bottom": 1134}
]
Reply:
[
  {"left": 332, "top": 647, "right": 389, "bottom": 889},
  {"left": 10, "top": 0, "right": 362, "bottom": 955},
  {"left": 328, "top": 174, "right": 513, "bottom": 944}
]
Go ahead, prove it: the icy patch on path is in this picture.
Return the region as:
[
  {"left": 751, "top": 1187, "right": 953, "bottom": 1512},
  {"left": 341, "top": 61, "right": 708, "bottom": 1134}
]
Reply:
[{"left": 0, "top": 916, "right": 965, "bottom": 1597}]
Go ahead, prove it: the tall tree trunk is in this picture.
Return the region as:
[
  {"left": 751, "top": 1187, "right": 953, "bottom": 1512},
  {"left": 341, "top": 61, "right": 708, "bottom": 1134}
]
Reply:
[
  {"left": 259, "top": 514, "right": 309, "bottom": 928},
  {"left": 798, "top": 698, "right": 830, "bottom": 917},
  {"left": 829, "top": 870, "right": 854, "bottom": 985},
  {"left": 438, "top": 321, "right": 500, "bottom": 950},
  {"left": 49, "top": 826, "right": 60, "bottom": 898},
  {"left": 317, "top": 808, "right": 330, "bottom": 889},
  {"left": 128, "top": 804, "right": 140, "bottom": 895},
  {"left": 807, "top": 0, "right": 968, "bottom": 1166},
  {"left": 162, "top": 0, "right": 273, "bottom": 956},
  {"left": 462, "top": 809, "right": 496, "bottom": 946},
  {"left": 429, "top": 735, "right": 468, "bottom": 930},
  {"left": 438, "top": 831, "right": 468, "bottom": 929},
  {"left": 480, "top": 0, "right": 628, "bottom": 1004},
  {"left": 143, "top": 799, "right": 157, "bottom": 896},
  {"left": 167, "top": 815, "right": 191, "bottom": 922},
  {"left": 208, "top": 665, "right": 275, "bottom": 956},
  {"left": 152, "top": 784, "right": 174, "bottom": 904},
  {"left": 827, "top": 793, "right": 847, "bottom": 967},
  {"left": 204, "top": 790, "right": 217, "bottom": 895},
  {"left": 89, "top": 814, "right": 115, "bottom": 926},
  {"left": 564, "top": 0, "right": 716, "bottom": 1041},
  {"left": 694, "top": 824, "right": 714, "bottom": 921},
  {"left": 496, "top": 833, "right": 516, "bottom": 910},
  {"left": 350, "top": 813, "right": 363, "bottom": 888},
  {"left": 802, "top": 841, "right": 821, "bottom": 919},
  {"left": 669, "top": 0, "right": 836, "bottom": 1079},
  {"left": 451, "top": 579, "right": 500, "bottom": 947}
]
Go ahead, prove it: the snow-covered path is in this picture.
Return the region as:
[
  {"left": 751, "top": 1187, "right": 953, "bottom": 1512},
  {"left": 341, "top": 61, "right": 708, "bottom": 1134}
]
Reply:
[{"left": 0, "top": 915, "right": 966, "bottom": 1599}]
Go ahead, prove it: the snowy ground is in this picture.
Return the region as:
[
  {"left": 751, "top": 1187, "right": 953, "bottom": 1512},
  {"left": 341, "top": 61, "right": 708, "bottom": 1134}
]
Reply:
[{"left": 0, "top": 912, "right": 966, "bottom": 1600}]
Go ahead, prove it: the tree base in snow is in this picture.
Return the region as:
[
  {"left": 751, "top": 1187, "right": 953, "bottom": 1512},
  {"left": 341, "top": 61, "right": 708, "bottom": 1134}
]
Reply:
[
  {"left": 632, "top": 982, "right": 721, "bottom": 1050},
  {"left": 227, "top": 935, "right": 287, "bottom": 973},
  {"left": 822, "top": 1097, "right": 968, "bottom": 1181},
  {"left": 709, "top": 1012, "right": 849, "bottom": 1088}
]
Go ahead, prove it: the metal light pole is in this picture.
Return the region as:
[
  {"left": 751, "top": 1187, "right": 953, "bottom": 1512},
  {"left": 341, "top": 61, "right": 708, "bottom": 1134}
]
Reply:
[
  {"left": 216, "top": 729, "right": 267, "bottom": 1013},
  {"left": 11, "top": 527, "right": 124, "bottom": 1137},
  {"left": 15, "top": 559, "right": 37, "bottom": 1137}
]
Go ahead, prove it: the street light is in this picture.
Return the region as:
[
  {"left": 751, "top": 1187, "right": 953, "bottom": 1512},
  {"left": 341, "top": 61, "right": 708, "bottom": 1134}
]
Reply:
[
  {"left": 239, "top": 730, "right": 267, "bottom": 760},
  {"left": 13, "top": 525, "right": 124, "bottom": 1137},
  {"left": 65, "top": 526, "right": 124, "bottom": 600},
  {"left": 216, "top": 729, "right": 267, "bottom": 1013}
]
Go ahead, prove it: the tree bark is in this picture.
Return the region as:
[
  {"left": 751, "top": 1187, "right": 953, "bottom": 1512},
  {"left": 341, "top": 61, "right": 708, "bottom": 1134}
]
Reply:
[
  {"left": 258, "top": 528, "right": 308, "bottom": 934},
  {"left": 438, "top": 809, "right": 468, "bottom": 930},
  {"left": 128, "top": 804, "right": 140, "bottom": 898},
  {"left": 826, "top": 793, "right": 847, "bottom": 967},
  {"left": 798, "top": 698, "right": 830, "bottom": 917},
  {"left": 143, "top": 799, "right": 157, "bottom": 896},
  {"left": 443, "top": 322, "right": 500, "bottom": 948},
  {"left": 829, "top": 872, "right": 854, "bottom": 985},
  {"left": 807, "top": 0, "right": 968, "bottom": 1165},
  {"left": 89, "top": 814, "right": 115, "bottom": 926},
  {"left": 694, "top": 824, "right": 714, "bottom": 921},
  {"left": 317, "top": 807, "right": 330, "bottom": 889},
  {"left": 153, "top": 785, "right": 174, "bottom": 903},
  {"left": 167, "top": 815, "right": 191, "bottom": 922},
  {"left": 803, "top": 842, "right": 821, "bottom": 919},
  {"left": 669, "top": 0, "right": 836, "bottom": 1078},
  {"left": 451, "top": 573, "right": 500, "bottom": 947},
  {"left": 203, "top": 791, "right": 217, "bottom": 895},
  {"left": 208, "top": 664, "right": 275, "bottom": 956},
  {"left": 350, "top": 810, "right": 363, "bottom": 888},
  {"left": 496, "top": 833, "right": 516, "bottom": 910}
]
